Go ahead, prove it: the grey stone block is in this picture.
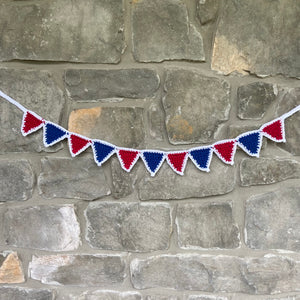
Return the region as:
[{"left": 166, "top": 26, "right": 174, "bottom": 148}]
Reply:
[
  {"left": 187, "top": 296, "right": 229, "bottom": 300},
  {"left": 211, "top": 0, "right": 300, "bottom": 77},
  {"left": 30, "top": 254, "right": 126, "bottom": 286},
  {"left": 197, "top": 0, "right": 220, "bottom": 24},
  {"left": 138, "top": 159, "right": 235, "bottom": 200},
  {"left": 0, "top": 159, "right": 34, "bottom": 202},
  {"left": 0, "top": 68, "right": 65, "bottom": 153},
  {"left": 145, "top": 296, "right": 181, "bottom": 300},
  {"left": 68, "top": 106, "right": 145, "bottom": 148},
  {"left": 85, "top": 202, "right": 172, "bottom": 252},
  {"left": 245, "top": 187, "right": 300, "bottom": 251},
  {"left": 65, "top": 69, "right": 160, "bottom": 101},
  {"left": 276, "top": 88, "right": 300, "bottom": 155},
  {"left": 148, "top": 102, "right": 165, "bottom": 142},
  {"left": 132, "top": 0, "right": 205, "bottom": 62},
  {"left": 70, "top": 290, "right": 142, "bottom": 300},
  {"left": 240, "top": 158, "right": 300, "bottom": 187},
  {"left": 0, "top": 287, "right": 54, "bottom": 300},
  {"left": 163, "top": 69, "right": 230, "bottom": 144},
  {"left": 2, "top": 205, "right": 81, "bottom": 251},
  {"left": 38, "top": 157, "right": 110, "bottom": 200},
  {"left": 0, "top": 0, "right": 125, "bottom": 63},
  {"left": 237, "top": 82, "right": 278, "bottom": 120},
  {"left": 131, "top": 254, "right": 300, "bottom": 294},
  {"left": 176, "top": 203, "right": 240, "bottom": 249}
]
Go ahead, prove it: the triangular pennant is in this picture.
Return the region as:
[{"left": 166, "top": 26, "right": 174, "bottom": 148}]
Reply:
[
  {"left": 68, "top": 133, "right": 91, "bottom": 157},
  {"left": 166, "top": 152, "right": 188, "bottom": 175},
  {"left": 141, "top": 151, "right": 165, "bottom": 176},
  {"left": 92, "top": 140, "right": 115, "bottom": 166},
  {"left": 213, "top": 139, "right": 237, "bottom": 165},
  {"left": 117, "top": 149, "right": 140, "bottom": 172},
  {"left": 21, "top": 110, "right": 44, "bottom": 136},
  {"left": 238, "top": 131, "right": 262, "bottom": 157},
  {"left": 189, "top": 147, "right": 213, "bottom": 172},
  {"left": 261, "top": 119, "right": 285, "bottom": 142},
  {"left": 43, "top": 122, "right": 68, "bottom": 147}
]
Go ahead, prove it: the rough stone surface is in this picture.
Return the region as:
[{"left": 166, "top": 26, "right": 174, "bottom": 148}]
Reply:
[
  {"left": 85, "top": 202, "right": 172, "bottom": 252},
  {"left": 187, "top": 296, "right": 229, "bottom": 300},
  {"left": 176, "top": 203, "right": 240, "bottom": 249},
  {"left": 197, "top": 0, "right": 220, "bottom": 24},
  {"left": 276, "top": 88, "right": 300, "bottom": 155},
  {"left": 38, "top": 157, "right": 110, "bottom": 200},
  {"left": 0, "top": 287, "right": 54, "bottom": 300},
  {"left": 211, "top": 0, "right": 300, "bottom": 77},
  {"left": 145, "top": 296, "right": 180, "bottom": 300},
  {"left": 237, "top": 82, "right": 278, "bottom": 120},
  {"left": 0, "top": 68, "right": 65, "bottom": 153},
  {"left": 111, "top": 157, "right": 137, "bottom": 199},
  {"left": 0, "top": 252, "right": 24, "bottom": 284},
  {"left": 245, "top": 187, "right": 300, "bottom": 251},
  {"left": 70, "top": 290, "right": 142, "bottom": 300},
  {"left": 148, "top": 102, "right": 165, "bottom": 142},
  {"left": 131, "top": 254, "right": 300, "bottom": 294},
  {"left": 68, "top": 106, "right": 145, "bottom": 148},
  {"left": 30, "top": 254, "right": 126, "bottom": 286},
  {"left": 0, "top": 160, "right": 34, "bottom": 202},
  {"left": 267, "top": 296, "right": 300, "bottom": 300},
  {"left": 163, "top": 69, "right": 230, "bottom": 144},
  {"left": 2, "top": 205, "right": 80, "bottom": 251},
  {"left": 132, "top": 0, "right": 205, "bottom": 62},
  {"left": 138, "top": 159, "right": 235, "bottom": 200},
  {"left": 240, "top": 158, "right": 300, "bottom": 187},
  {"left": 0, "top": 0, "right": 125, "bottom": 63},
  {"left": 65, "top": 69, "right": 160, "bottom": 101}
]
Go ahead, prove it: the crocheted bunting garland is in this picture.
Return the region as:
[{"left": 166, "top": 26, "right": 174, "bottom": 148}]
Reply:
[
  {"left": 213, "top": 140, "right": 237, "bottom": 165},
  {"left": 237, "top": 131, "right": 262, "bottom": 157},
  {"left": 166, "top": 152, "right": 188, "bottom": 175},
  {"left": 92, "top": 140, "right": 115, "bottom": 166},
  {"left": 141, "top": 151, "right": 165, "bottom": 176},
  {"left": 117, "top": 149, "right": 140, "bottom": 172},
  {"left": 43, "top": 122, "right": 68, "bottom": 147},
  {"left": 189, "top": 147, "right": 213, "bottom": 172},
  {"left": 68, "top": 133, "right": 91, "bottom": 157},
  {"left": 21, "top": 111, "right": 44, "bottom": 136},
  {"left": 261, "top": 119, "right": 285, "bottom": 142}
]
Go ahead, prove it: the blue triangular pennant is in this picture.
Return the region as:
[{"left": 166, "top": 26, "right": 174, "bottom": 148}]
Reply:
[
  {"left": 43, "top": 122, "right": 68, "bottom": 147},
  {"left": 189, "top": 147, "right": 212, "bottom": 172},
  {"left": 238, "top": 131, "right": 262, "bottom": 157},
  {"left": 142, "top": 151, "right": 165, "bottom": 176},
  {"left": 92, "top": 140, "right": 115, "bottom": 166}
]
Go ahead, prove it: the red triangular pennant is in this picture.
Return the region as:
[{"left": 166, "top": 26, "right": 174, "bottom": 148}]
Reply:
[
  {"left": 117, "top": 149, "right": 140, "bottom": 172},
  {"left": 69, "top": 133, "right": 91, "bottom": 157},
  {"left": 261, "top": 119, "right": 285, "bottom": 142},
  {"left": 213, "top": 140, "right": 237, "bottom": 165},
  {"left": 166, "top": 152, "right": 188, "bottom": 175},
  {"left": 21, "top": 111, "right": 44, "bottom": 136}
]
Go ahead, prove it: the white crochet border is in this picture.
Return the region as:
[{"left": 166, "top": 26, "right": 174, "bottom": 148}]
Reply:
[{"left": 43, "top": 121, "right": 68, "bottom": 147}]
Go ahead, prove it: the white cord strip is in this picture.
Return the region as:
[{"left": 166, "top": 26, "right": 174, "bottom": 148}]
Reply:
[
  {"left": 0, "top": 89, "right": 27, "bottom": 113},
  {"left": 281, "top": 105, "right": 300, "bottom": 120}
]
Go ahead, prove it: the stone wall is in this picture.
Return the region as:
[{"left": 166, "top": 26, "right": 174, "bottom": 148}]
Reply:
[{"left": 0, "top": 0, "right": 299, "bottom": 299}]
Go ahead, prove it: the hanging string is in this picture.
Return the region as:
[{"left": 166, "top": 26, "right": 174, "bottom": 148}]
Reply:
[{"left": 0, "top": 89, "right": 27, "bottom": 113}]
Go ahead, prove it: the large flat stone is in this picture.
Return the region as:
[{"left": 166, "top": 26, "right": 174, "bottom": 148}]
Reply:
[
  {"left": 0, "top": 68, "right": 65, "bottom": 153},
  {"left": 245, "top": 187, "right": 300, "bottom": 251},
  {"left": 163, "top": 69, "right": 230, "bottom": 144},
  {"left": 211, "top": 0, "right": 300, "bottom": 77},
  {"left": 2, "top": 205, "right": 81, "bottom": 251},
  {"left": 276, "top": 88, "right": 300, "bottom": 155},
  {"left": 0, "top": 0, "right": 124, "bottom": 63},
  {"left": 237, "top": 82, "right": 278, "bottom": 120},
  {"left": 30, "top": 254, "right": 126, "bottom": 286},
  {"left": 132, "top": 0, "right": 205, "bottom": 62},
  {"left": 240, "top": 158, "right": 300, "bottom": 187},
  {"left": 138, "top": 159, "right": 235, "bottom": 200},
  {"left": 85, "top": 202, "right": 172, "bottom": 252},
  {"left": 131, "top": 254, "right": 300, "bottom": 294},
  {"left": 65, "top": 69, "right": 160, "bottom": 101},
  {"left": 176, "top": 203, "right": 240, "bottom": 249},
  {"left": 0, "top": 252, "right": 24, "bottom": 284},
  {"left": 0, "top": 287, "right": 54, "bottom": 300},
  {"left": 68, "top": 106, "right": 145, "bottom": 148},
  {"left": 38, "top": 157, "right": 110, "bottom": 200},
  {"left": 0, "top": 160, "right": 34, "bottom": 202},
  {"left": 69, "top": 290, "right": 142, "bottom": 300}
]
